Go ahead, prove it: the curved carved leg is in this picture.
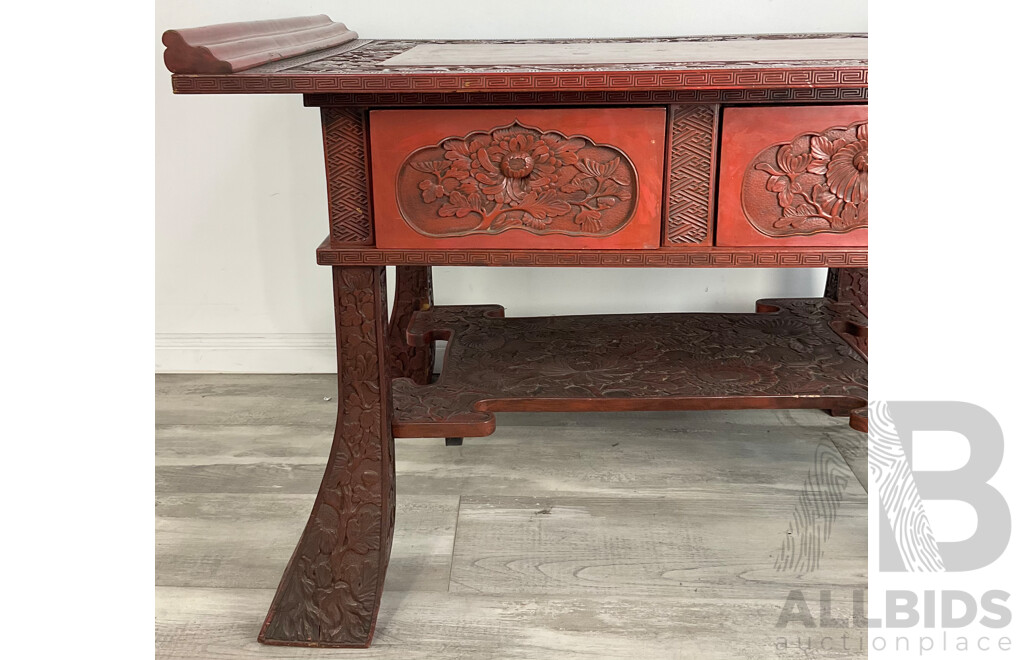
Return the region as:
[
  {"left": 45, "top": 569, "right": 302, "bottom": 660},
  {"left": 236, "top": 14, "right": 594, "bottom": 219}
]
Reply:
[
  {"left": 259, "top": 266, "right": 395, "bottom": 648},
  {"left": 388, "top": 266, "right": 435, "bottom": 385}
]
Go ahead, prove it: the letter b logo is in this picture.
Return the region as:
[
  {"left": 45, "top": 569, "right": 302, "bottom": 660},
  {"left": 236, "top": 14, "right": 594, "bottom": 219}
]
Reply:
[{"left": 872, "top": 401, "right": 1011, "bottom": 572}]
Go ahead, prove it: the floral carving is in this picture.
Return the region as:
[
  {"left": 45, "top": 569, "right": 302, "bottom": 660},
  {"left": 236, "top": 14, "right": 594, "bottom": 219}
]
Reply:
[
  {"left": 742, "top": 122, "right": 867, "bottom": 237},
  {"left": 388, "top": 266, "right": 434, "bottom": 385},
  {"left": 397, "top": 121, "right": 637, "bottom": 237},
  {"left": 260, "top": 267, "right": 394, "bottom": 647}
]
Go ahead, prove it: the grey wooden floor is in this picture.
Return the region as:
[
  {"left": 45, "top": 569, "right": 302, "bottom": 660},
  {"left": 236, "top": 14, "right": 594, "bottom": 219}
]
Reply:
[{"left": 156, "top": 374, "right": 868, "bottom": 659}]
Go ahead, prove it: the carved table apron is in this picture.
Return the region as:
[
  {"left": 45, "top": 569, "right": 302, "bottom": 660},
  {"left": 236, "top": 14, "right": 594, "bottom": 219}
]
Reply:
[{"left": 162, "top": 18, "right": 868, "bottom": 648}]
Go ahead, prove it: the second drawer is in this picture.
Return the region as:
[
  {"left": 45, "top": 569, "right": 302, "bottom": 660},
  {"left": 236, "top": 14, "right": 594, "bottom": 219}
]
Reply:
[{"left": 717, "top": 104, "right": 868, "bottom": 248}]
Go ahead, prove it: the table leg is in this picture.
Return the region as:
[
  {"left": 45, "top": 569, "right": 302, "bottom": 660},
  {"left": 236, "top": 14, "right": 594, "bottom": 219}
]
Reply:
[
  {"left": 259, "top": 266, "right": 395, "bottom": 648},
  {"left": 388, "top": 266, "right": 435, "bottom": 385},
  {"left": 825, "top": 267, "right": 867, "bottom": 318},
  {"left": 825, "top": 267, "right": 868, "bottom": 429}
]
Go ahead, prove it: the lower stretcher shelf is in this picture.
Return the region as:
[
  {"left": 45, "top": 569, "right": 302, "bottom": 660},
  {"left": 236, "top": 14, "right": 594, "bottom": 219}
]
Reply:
[{"left": 391, "top": 298, "right": 867, "bottom": 437}]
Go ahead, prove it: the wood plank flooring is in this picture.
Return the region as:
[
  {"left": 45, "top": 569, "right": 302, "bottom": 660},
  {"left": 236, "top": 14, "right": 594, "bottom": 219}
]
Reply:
[{"left": 156, "top": 374, "right": 868, "bottom": 659}]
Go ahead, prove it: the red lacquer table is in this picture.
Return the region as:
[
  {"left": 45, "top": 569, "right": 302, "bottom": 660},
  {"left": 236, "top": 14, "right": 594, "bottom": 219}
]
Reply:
[{"left": 162, "top": 16, "right": 867, "bottom": 647}]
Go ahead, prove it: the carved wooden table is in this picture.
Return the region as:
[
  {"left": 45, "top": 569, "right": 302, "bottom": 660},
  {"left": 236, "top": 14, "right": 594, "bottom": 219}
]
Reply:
[{"left": 162, "top": 16, "right": 867, "bottom": 648}]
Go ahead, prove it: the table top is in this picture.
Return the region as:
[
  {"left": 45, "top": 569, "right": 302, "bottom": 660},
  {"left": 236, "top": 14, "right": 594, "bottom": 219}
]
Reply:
[{"left": 167, "top": 23, "right": 867, "bottom": 95}]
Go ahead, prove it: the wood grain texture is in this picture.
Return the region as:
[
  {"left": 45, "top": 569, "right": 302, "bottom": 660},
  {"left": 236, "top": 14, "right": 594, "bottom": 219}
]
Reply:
[
  {"left": 162, "top": 15, "right": 357, "bottom": 74},
  {"left": 393, "top": 298, "right": 868, "bottom": 437},
  {"left": 449, "top": 493, "right": 865, "bottom": 597},
  {"left": 157, "top": 493, "right": 456, "bottom": 593},
  {"left": 156, "top": 374, "right": 338, "bottom": 427},
  {"left": 157, "top": 412, "right": 865, "bottom": 501},
  {"left": 156, "top": 375, "right": 868, "bottom": 659},
  {"left": 158, "top": 587, "right": 868, "bottom": 659}
]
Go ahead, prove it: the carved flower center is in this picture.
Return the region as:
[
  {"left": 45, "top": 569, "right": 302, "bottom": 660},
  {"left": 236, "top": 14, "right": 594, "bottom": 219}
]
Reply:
[
  {"left": 500, "top": 152, "right": 535, "bottom": 178},
  {"left": 853, "top": 150, "right": 868, "bottom": 172}
]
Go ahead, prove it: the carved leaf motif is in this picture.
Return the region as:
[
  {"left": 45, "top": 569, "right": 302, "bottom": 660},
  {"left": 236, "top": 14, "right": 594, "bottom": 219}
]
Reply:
[
  {"left": 409, "top": 160, "right": 445, "bottom": 174},
  {"left": 397, "top": 121, "right": 638, "bottom": 238},
  {"left": 575, "top": 208, "right": 603, "bottom": 233},
  {"left": 742, "top": 121, "right": 867, "bottom": 238},
  {"left": 516, "top": 190, "right": 572, "bottom": 219},
  {"left": 438, "top": 191, "right": 475, "bottom": 218}
]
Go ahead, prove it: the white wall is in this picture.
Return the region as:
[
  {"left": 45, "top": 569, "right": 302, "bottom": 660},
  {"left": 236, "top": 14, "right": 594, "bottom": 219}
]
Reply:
[{"left": 155, "top": 1, "right": 867, "bottom": 372}]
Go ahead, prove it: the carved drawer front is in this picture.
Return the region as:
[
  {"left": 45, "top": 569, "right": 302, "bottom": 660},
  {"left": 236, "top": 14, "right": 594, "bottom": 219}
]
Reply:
[
  {"left": 369, "top": 108, "right": 665, "bottom": 249},
  {"left": 716, "top": 105, "right": 867, "bottom": 247}
]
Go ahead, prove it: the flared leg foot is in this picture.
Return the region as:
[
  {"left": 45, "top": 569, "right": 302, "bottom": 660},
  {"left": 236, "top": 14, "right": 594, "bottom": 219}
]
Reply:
[{"left": 259, "top": 266, "right": 395, "bottom": 648}]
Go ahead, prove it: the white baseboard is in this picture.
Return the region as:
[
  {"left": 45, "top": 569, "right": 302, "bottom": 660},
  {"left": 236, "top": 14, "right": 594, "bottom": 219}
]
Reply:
[
  {"left": 156, "top": 333, "right": 337, "bottom": 373},
  {"left": 155, "top": 333, "right": 446, "bottom": 374}
]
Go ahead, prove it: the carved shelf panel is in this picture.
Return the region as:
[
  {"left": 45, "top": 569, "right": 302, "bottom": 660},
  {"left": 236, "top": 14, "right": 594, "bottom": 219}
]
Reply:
[{"left": 391, "top": 299, "right": 867, "bottom": 438}]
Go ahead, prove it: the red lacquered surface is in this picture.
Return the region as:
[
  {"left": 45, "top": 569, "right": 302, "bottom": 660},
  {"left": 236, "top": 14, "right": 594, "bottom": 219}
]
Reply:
[
  {"left": 161, "top": 20, "right": 870, "bottom": 649},
  {"left": 370, "top": 108, "right": 665, "bottom": 250},
  {"left": 717, "top": 105, "right": 867, "bottom": 247}
]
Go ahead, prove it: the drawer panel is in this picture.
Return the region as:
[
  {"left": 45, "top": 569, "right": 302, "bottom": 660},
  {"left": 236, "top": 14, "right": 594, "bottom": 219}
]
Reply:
[
  {"left": 716, "top": 105, "right": 867, "bottom": 247},
  {"left": 369, "top": 108, "right": 665, "bottom": 250}
]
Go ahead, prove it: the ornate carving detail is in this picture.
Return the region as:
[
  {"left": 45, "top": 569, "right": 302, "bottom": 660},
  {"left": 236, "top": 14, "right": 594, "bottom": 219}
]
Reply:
[
  {"left": 396, "top": 122, "right": 637, "bottom": 238},
  {"left": 388, "top": 266, "right": 435, "bottom": 385},
  {"left": 322, "top": 108, "right": 373, "bottom": 245},
  {"left": 317, "top": 245, "right": 867, "bottom": 268},
  {"left": 825, "top": 267, "right": 867, "bottom": 357},
  {"left": 260, "top": 266, "right": 393, "bottom": 647},
  {"left": 302, "top": 88, "right": 868, "bottom": 107},
  {"left": 743, "top": 122, "right": 868, "bottom": 237},
  {"left": 825, "top": 267, "right": 867, "bottom": 317},
  {"left": 391, "top": 298, "right": 867, "bottom": 437},
  {"left": 665, "top": 105, "right": 717, "bottom": 244}
]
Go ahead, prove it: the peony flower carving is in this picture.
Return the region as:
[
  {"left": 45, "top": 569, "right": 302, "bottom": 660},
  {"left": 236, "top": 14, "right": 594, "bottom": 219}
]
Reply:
[
  {"left": 745, "top": 121, "right": 867, "bottom": 236},
  {"left": 399, "top": 121, "right": 636, "bottom": 237}
]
